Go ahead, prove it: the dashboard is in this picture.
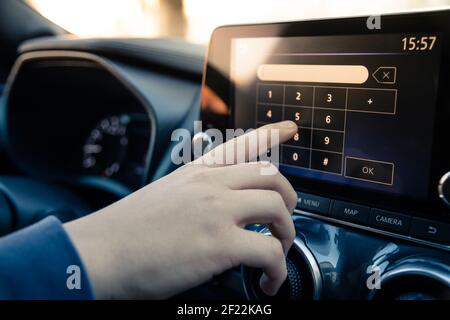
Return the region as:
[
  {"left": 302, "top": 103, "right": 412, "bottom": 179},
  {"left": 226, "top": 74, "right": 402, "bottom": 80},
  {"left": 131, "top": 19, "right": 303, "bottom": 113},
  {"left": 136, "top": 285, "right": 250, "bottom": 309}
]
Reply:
[
  {"left": 202, "top": 9, "right": 450, "bottom": 299},
  {"left": 1, "top": 43, "right": 203, "bottom": 204},
  {"left": 3, "top": 57, "right": 153, "bottom": 191},
  {"left": 203, "top": 9, "right": 450, "bottom": 248},
  {"left": 0, "top": 8, "right": 449, "bottom": 301}
]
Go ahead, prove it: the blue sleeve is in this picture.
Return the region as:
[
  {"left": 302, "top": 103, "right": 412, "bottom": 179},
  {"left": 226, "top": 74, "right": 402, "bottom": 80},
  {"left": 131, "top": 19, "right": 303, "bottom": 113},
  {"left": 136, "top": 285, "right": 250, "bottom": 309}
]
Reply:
[{"left": 0, "top": 216, "right": 95, "bottom": 299}]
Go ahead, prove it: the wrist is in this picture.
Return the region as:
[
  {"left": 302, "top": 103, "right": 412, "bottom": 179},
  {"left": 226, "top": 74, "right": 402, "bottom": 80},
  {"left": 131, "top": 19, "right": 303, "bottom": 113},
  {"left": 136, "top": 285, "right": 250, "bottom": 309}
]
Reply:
[{"left": 64, "top": 214, "right": 118, "bottom": 299}]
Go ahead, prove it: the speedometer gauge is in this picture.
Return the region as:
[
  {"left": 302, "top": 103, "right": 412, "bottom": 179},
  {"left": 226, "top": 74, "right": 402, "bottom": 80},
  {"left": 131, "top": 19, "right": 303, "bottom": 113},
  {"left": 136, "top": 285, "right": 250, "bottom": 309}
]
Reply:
[
  {"left": 82, "top": 115, "right": 130, "bottom": 177},
  {"left": 82, "top": 112, "right": 151, "bottom": 188}
]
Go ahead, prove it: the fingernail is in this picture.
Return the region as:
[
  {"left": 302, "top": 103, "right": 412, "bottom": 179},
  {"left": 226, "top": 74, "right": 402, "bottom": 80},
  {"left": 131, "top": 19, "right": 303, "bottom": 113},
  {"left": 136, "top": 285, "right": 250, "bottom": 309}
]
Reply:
[
  {"left": 278, "top": 120, "right": 297, "bottom": 129},
  {"left": 259, "top": 273, "right": 277, "bottom": 296}
]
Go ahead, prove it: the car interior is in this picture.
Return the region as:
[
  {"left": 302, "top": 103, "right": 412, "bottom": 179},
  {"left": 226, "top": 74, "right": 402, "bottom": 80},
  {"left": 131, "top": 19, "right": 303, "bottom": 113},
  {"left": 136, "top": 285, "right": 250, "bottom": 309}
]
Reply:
[{"left": 0, "top": 0, "right": 449, "bottom": 300}]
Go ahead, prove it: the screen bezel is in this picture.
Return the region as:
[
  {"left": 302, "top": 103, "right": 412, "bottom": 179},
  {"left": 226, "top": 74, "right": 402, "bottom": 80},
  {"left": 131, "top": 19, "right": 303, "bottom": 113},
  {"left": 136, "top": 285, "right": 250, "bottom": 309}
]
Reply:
[{"left": 202, "top": 9, "right": 450, "bottom": 222}]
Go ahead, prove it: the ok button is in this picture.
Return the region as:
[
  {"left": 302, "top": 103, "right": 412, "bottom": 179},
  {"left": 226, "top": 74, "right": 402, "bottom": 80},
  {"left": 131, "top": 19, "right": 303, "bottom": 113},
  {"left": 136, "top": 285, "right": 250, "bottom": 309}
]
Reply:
[
  {"left": 345, "top": 157, "right": 394, "bottom": 185},
  {"left": 362, "top": 166, "right": 374, "bottom": 175}
]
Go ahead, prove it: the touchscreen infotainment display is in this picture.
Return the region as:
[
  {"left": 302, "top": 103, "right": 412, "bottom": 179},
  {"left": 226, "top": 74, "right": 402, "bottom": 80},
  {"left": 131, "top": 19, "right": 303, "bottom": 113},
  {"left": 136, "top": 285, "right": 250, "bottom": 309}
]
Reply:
[{"left": 231, "top": 33, "right": 441, "bottom": 199}]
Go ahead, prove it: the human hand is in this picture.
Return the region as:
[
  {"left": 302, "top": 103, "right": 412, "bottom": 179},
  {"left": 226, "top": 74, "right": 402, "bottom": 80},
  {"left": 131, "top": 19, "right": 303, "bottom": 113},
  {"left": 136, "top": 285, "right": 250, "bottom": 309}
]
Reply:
[{"left": 64, "top": 120, "right": 298, "bottom": 299}]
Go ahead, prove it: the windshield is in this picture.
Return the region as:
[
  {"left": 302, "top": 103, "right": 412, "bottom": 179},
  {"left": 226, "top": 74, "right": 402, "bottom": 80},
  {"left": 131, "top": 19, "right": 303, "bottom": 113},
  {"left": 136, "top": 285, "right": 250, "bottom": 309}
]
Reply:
[{"left": 27, "top": 0, "right": 450, "bottom": 45}]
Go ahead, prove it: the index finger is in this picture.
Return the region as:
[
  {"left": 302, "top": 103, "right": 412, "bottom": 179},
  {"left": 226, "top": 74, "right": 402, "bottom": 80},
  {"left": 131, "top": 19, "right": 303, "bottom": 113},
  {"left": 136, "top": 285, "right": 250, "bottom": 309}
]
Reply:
[{"left": 195, "top": 120, "right": 297, "bottom": 167}]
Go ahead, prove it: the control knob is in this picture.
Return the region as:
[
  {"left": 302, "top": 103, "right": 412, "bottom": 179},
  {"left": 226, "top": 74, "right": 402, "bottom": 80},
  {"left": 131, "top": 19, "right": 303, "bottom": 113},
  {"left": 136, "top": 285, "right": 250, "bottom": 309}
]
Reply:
[{"left": 438, "top": 172, "right": 450, "bottom": 208}]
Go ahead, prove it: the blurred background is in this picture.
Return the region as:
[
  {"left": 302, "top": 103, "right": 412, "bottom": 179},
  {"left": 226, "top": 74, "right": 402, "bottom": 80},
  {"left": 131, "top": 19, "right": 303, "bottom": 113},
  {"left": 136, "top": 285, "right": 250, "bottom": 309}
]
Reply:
[{"left": 27, "top": 0, "right": 450, "bottom": 45}]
